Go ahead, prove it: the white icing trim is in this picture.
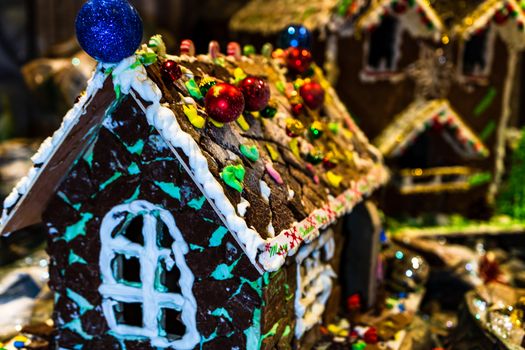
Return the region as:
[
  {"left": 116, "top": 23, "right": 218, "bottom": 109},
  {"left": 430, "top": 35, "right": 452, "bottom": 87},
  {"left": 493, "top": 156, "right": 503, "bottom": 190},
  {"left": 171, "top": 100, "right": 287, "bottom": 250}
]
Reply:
[
  {"left": 294, "top": 229, "right": 336, "bottom": 339},
  {"left": 99, "top": 200, "right": 199, "bottom": 349}
]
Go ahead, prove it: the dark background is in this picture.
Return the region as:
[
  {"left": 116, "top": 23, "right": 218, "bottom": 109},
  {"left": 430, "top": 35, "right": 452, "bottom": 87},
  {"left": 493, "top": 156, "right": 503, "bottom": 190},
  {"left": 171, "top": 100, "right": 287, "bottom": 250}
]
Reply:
[{"left": 0, "top": 0, "right": 250, "bottom": 138}]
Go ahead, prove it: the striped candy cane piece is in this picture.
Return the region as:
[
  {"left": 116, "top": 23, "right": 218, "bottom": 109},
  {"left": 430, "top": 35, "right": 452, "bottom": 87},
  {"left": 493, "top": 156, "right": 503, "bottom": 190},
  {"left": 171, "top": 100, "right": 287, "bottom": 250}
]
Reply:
[
  {"left": 227, "top": 42, "right": 241, "bottom": 59},
  {"left": 208, "top": 41, "right": 221, "bottom": 59},
  {"left": 180, "top": 39, "right": 195, "bottom": 56}
]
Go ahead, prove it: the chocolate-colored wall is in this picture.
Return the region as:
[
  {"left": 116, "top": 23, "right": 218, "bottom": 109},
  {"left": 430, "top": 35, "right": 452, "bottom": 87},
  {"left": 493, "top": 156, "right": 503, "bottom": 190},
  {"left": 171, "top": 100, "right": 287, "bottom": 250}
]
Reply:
[{"left": 43, "top": 94, "right": 263, "bottom": 349}]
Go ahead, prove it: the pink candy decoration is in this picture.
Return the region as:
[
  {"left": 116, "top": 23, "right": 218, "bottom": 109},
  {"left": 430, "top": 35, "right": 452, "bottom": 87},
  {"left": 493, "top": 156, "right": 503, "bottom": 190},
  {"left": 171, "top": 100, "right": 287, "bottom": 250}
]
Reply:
[
  {"left": 208, "top": 40, "right": 221, "bottom": 59},
  {"left": 227, "top": 42, "right": 241, "bottom": 59},
  {"left": 180, "top": 39, "right": 195, "bottom": 56},
  {"left": 265, "top": 162, "right": 284, "bottom": 185}
]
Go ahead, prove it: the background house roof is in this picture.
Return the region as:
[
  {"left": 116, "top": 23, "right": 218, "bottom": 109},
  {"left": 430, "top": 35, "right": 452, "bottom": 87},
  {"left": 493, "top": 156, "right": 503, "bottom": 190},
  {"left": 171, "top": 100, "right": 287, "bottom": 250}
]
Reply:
[
  {"left": 454, "top": 0, "right": 525, "bottom": 49},
  {"left": 229, "top": 0, "right": 369, "bottom": 35},
  {"left": 374, "top": 99, "right": 489, "bottom": 158},
  {"left": 356, "top": 0, "right": 444, "bottom": 40}
]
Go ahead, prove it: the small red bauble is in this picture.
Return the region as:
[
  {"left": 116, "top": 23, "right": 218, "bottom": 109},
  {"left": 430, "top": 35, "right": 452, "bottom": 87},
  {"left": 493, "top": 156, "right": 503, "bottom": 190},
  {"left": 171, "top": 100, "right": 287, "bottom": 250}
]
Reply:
[
  {"left": 238, "top": 76, "right": 271, "bottom": 111},
  {"left": 364, "top": 327, "right": 378, "bottom": 344},
  {"left": 205, "top": 83, "right": 245, "bottom": 123},
  {"left": 286, "top": 47, "right": 313, "bottom": 74},
  {"left": 493, "top": 8, "right": 509, "bottom": 25},
  {"left": 300, "top": 81, "right": 325, "bottom": 110},
  {"left": 391, "top": 1, "right": 407, "bottom": 14},
  {"left": 346, "top": 293, "right": 361, "bottom": 311},
  {"left": 291, "top": 103, "right": 305, "bottom": 116},
  {"left": 161, "top": 60, "right": 182, "bottom": 84}
]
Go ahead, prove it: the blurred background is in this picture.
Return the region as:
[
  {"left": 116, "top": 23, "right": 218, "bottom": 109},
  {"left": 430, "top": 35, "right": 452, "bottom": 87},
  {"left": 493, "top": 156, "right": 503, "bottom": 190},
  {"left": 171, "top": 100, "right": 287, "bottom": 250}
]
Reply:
[{"left": 0, "top": 0, "right": 251, "bottom": 139}]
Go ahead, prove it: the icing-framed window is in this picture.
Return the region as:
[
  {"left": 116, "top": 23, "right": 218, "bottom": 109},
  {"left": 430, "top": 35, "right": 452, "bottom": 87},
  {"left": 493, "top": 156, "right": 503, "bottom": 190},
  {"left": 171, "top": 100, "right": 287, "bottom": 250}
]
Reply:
[
  {"left": 99, "top": 200, "right": 199, "bottom": 349},
  {"left": 361, "top": 15, "right": 403, "bottom": 82},
  {"left": 458, "top": 25, "right": 495, "bottom": 84},
  {"left": 294, "top": 229, "right": 336, "bottom": 339}
]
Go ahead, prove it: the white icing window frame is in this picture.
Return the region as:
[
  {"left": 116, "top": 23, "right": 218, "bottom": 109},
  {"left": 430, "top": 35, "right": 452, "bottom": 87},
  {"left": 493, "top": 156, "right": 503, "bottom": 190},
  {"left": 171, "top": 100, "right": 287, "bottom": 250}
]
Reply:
[
  {"left": 294, "top": 229, "right": 336, "bottom": 339},
  {"left": 360, "top": 16, "right": 404, "bottom": 83},
  {"left": 457, "top": 25, "right": 496, "bottom": 85},
  {"left": 99, "top": 200, "right": 199, "bottom": 349}
]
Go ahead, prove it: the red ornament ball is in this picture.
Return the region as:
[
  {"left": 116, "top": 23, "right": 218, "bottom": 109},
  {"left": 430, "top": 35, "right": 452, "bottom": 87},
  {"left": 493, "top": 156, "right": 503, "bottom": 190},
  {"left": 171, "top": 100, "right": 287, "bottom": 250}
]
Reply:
[
  {"left": 238, "top": 76, "right": 271, "bottom": 111},
  {"left": 300, "top": 81, "right": 325, "bottom": 110},
  {"left": 364, "top": 327, "right": 378, "bottom": 344},
  {"left": 286, "top": 47, "right": 313, "bottom": 74},
  {"left": 205, "top": 83, "right": 245, "bottom": 123},
  {"left": 161, "top": 60, "right": 182, "bottom": 84}
]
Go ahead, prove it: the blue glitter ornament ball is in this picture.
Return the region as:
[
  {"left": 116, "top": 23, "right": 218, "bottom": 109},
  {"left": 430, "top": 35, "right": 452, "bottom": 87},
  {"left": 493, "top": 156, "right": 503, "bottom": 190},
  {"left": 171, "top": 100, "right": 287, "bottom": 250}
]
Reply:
[
  {"left": 76, "top": 0, "right": 143, "bottom": 63},
  {"left": 277, "top": 24, "right": 312, "bottom": 49}
]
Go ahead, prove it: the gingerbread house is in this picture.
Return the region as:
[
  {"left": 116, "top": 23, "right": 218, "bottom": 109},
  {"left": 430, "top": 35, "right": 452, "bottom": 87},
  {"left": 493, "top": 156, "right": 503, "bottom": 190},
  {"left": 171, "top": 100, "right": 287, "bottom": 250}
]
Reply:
[{"left": 0, "top": 29, "right": 386, "bottom": 350}]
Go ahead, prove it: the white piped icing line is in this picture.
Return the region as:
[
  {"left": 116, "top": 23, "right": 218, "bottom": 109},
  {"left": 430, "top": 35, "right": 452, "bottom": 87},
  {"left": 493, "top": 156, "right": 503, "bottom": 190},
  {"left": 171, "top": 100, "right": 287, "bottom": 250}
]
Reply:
[
  {"left": 0, "top": 63, "right": 107, "bottom": 230},
  {"left": 99, "top": 200, "right": 199, "bottom": 349}
]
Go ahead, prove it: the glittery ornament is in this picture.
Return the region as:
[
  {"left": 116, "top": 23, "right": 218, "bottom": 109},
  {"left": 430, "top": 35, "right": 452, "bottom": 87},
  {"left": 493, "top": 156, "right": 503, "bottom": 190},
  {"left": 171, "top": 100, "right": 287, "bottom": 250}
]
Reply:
[
  {"left": 261, "top": 102, "right": 278, "bottom": 119},
  {"left": 199, "top": 78, "right": 217, "bottom": 97},
  {"left": 300, "top": 81, "right": 325, "bottom": 110},
  {"left": 238, "top": 76, "right": 271, "bottom": 111},
  {"left": 309, "top": 121, "right": 324, "bottom": 139},
  {"left": 306, "top": 148, "right": 324, "bottom": 165},
  {"left": 161, "top": 60, "right": 182, "bottom": 85},
  {"left": 76, "top": 0, "right": 143, "bottom": 63},
  {"left": 278, "top": 24, "right": 312, "bottom": 49},
  {"left": 286, "top": 118, "right": 305, "bottom": 138},
  {"left": 364, "top": 327, "right": 378, "bottom": 344},
  {"left": 291, "top": 103, "right": 305, "bottom": 116},
  {"left": 286, "top": 48, "right": 313, "bottom": 74},
  {"left": 205, "top": 83, "right": 245, "bottom": 123}
]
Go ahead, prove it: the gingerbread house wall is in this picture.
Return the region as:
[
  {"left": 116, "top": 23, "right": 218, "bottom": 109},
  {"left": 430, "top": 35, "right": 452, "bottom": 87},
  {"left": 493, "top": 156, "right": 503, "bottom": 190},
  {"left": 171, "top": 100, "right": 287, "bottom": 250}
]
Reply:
[
  {"left": 43, "top": 93, "right": 263, "bottom": 349},
  {"left": 258, "top": 221, "right": 345, "bottom": 350},
  {"left": 336, "top": 31, "right": 514, "bottom": 217}
]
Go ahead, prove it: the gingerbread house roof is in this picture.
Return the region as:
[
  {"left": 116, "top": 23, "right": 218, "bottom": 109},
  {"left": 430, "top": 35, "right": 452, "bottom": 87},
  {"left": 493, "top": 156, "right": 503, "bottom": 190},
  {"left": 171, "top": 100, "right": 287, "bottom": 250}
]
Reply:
[
  {"left": 0, "top": 40, "right": 387, "bottom": 272},
  {"left": 454, "top": 0, "right": 525, "bottom": 48},
  {"left": 229, "top": 0, "right": 369, "bottom": 35},
  {"left": 356, "top": 0, "right": 444, "bottom": 40},
  {"left": 374, "top": 99, "right": 489, "bottom": 158}
]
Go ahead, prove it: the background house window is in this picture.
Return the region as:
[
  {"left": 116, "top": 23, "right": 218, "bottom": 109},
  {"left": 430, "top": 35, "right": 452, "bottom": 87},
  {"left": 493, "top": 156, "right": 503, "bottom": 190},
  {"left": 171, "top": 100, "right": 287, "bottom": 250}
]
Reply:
[
  {"left": 366, "top": 16, "right": 401, "bottom": 72},
  {"left": 99, "top": 200, "right": 199, "bottom": 349},
  {"left": 461, "top": 27, "right": 494, "bottom": 78}
]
